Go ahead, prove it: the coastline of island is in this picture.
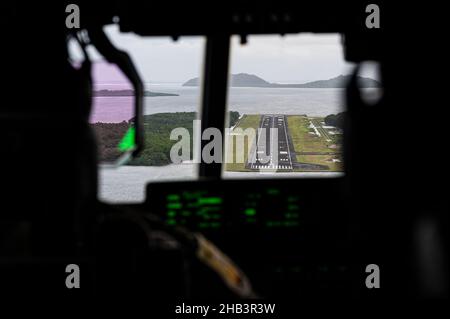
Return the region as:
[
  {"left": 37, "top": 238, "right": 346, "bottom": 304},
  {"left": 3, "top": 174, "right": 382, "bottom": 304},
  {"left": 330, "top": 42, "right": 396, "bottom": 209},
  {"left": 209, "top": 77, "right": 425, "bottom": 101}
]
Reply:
[{"left": 93, "top": 89, "right": 179, "bottom": 97}]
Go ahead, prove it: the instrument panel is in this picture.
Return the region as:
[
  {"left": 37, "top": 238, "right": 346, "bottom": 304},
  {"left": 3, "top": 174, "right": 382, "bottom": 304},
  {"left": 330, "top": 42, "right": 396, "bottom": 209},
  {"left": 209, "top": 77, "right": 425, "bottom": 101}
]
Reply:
[{"left": 145, "top": 178, "right": 353, "bottom": 297}]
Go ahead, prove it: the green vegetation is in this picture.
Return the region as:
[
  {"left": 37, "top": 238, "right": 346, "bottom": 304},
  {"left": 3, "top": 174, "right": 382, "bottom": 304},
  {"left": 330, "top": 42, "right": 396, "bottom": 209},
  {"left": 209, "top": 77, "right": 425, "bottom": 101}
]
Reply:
[
  {"left": 92, "top": 111, "right": 240, "bottom": 165},
  {"left": 93, "top": 89, "right": 179, "bottom": 97},
  {"left": 93, "top": 111, "right": 342, "bottom": 171},
  {"left": 92, "top": 121, "right": 129, "bottom": 162},
  {"left": 129, "top": 112, "right": 197, "bottom": 166},
  {"left": 288, "top": 116, "right": 331, "bottom": 153},
  {"left": 228, "top": 111, "right": 240, "bottom": 127},
  {"left": 324, "top": 112, "right": 345, "bottom": 129}
]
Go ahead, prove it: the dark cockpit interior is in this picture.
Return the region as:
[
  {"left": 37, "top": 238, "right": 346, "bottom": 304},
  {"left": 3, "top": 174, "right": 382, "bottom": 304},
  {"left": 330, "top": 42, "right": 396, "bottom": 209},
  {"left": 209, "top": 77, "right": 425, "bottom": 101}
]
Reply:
[{"left": 0, "top": 0, "right": 448, "bottom": 306}]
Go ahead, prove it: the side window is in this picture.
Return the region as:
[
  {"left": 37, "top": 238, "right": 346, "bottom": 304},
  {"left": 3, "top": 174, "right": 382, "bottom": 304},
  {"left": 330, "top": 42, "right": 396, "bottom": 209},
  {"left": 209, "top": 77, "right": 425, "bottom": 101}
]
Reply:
[{"left": 83, "top": 25, "right": 205, "bottom": 202}]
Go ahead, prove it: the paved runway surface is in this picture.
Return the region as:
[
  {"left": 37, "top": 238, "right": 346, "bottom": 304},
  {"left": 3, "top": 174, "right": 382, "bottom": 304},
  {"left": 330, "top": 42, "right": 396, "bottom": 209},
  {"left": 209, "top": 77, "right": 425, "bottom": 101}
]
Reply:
[{"left": 247, "top": 115, "right": 293, "bottom": 171}]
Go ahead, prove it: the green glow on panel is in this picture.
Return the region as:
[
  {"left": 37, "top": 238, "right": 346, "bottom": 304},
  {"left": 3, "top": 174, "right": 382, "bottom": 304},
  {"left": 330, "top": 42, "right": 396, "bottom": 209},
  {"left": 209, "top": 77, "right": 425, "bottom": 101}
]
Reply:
[
  {"left": 167, "top": 203, "right": 182, "bottom": 209},
  {"left": 267, "top": 188, "right": 280, "bottom": 195},
  {"left": 244, "top": 208, "right": 256, "bottom": 216},
  {"left": 167, "top": 194, "right": 180, "bottom": 201},
  {"left": 266, "top": 220, "right": 299, "bottom": 228},
  {"left": 198, "top": 197, "right": 223, "bottom": 205},
  {"left": 167, "top": 211, "right": 176, "bottom": 217},
  {"left": 118, "top": 127, "right": 135, "bottom": 152}
]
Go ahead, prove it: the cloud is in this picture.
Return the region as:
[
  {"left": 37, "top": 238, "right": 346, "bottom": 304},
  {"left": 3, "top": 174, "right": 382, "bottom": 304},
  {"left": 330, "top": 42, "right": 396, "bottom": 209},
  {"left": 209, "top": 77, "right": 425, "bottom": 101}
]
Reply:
[{"left": 68, "top": 25, "right": 374, "bottom": 83}]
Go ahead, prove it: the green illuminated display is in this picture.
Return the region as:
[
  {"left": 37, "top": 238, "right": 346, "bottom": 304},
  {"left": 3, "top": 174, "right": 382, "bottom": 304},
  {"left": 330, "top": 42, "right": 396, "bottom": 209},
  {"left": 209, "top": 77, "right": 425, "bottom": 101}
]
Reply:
[
  {"left": 266, "top": 221, "right": 299, "bottom": 227},
  {"left": 167, "top": 211, "right": 177, "bottom": 217},
  {"left": 244, "top": 208, "right": 257, "bottom": 216},
  {"left": 167, "top": 194, "right": 180, "bottom": 201},
  {"left": 163, "top": 190, "right": 224, "bottom": 229},
  {"left": 167, "top": 202, "right": 182, "bottom": 209},
  {"left": 267, "top": 188, "right": 280, "bottom": 195},
  {"left": 198, "top": 197, "right": 223, "bottom": 205},
  {"left": 162, "top": 188, "right": 301, "bottom": 230}
]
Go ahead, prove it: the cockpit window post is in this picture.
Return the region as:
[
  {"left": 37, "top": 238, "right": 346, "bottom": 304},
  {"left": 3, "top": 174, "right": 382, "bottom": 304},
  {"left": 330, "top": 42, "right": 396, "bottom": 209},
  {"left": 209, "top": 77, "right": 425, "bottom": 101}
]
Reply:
[{"left": 199, "top": 35, "right": 231, "bottom": 178}]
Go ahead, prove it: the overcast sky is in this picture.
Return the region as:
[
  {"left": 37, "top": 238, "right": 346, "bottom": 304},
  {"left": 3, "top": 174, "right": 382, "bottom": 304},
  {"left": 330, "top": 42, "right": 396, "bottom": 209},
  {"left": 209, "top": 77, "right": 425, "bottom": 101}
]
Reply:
[{"left": 71, "top": 25, "right": 377, "bottom": 84}]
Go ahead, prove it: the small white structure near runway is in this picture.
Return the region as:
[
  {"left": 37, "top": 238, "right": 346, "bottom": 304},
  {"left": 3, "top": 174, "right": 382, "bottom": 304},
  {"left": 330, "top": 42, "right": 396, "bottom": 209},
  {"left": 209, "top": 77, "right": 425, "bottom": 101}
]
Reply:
[{"left": 308, "top": 121, "right": 321, "bottom": 137}]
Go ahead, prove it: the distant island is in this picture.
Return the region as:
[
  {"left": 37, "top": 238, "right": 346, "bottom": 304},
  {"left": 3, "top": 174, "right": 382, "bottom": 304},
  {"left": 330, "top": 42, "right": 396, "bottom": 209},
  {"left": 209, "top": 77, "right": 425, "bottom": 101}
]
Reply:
[
  {"left": 93, "top": 89, "right": 179, "bottom": 97},
  {"left": 182, "top": 73, "right": 381, "bottom": 88}
]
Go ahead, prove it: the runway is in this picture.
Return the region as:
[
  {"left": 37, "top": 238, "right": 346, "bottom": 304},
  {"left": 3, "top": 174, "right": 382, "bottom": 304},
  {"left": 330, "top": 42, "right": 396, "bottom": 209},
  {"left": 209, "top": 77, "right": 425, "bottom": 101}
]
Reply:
[{"left": 247, "top": 115, "right": 293, "bottom": 171}]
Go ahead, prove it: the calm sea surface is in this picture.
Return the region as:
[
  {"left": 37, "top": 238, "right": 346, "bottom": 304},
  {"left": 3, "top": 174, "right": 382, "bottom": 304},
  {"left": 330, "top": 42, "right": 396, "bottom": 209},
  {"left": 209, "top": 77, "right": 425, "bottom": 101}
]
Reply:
[{"left": 91, "top": 83, "right": 347, "bottom": 123}]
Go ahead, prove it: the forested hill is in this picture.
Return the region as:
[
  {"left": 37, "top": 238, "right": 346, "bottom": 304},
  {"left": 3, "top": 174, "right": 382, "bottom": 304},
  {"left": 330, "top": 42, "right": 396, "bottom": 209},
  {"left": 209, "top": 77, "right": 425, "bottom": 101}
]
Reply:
[
  {"left": 92, "top": 111, "right": 240, "bottom": 166},
  {"left": 93, "top": 89, "right": 179, "bottom": 97}
]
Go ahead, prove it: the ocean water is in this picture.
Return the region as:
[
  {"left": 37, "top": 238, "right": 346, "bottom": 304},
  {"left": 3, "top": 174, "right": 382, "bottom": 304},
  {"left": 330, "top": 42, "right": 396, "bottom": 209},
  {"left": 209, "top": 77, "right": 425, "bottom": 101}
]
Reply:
[
  {"left": 90, "top": 83, "right": 346, "bottom": 123},
  {"left": 96, "top": 83, "right": 359, "bottom": 202}
]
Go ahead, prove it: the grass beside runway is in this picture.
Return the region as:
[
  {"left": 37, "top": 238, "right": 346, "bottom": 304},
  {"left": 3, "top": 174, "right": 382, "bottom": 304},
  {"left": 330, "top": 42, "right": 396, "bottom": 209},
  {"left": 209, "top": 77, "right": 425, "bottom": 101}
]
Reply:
[
  {"left": 224, "top": 114, "right": 261, "bottom": 172},
  {"left": 224, "top": 114, "right": 343, "bottom": 173},
  {"left": 287, "top": 115, "right": 343, "bottom": 172},
  {"left": 288, "top": 116, "right": 331, "bottom": 153}
]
